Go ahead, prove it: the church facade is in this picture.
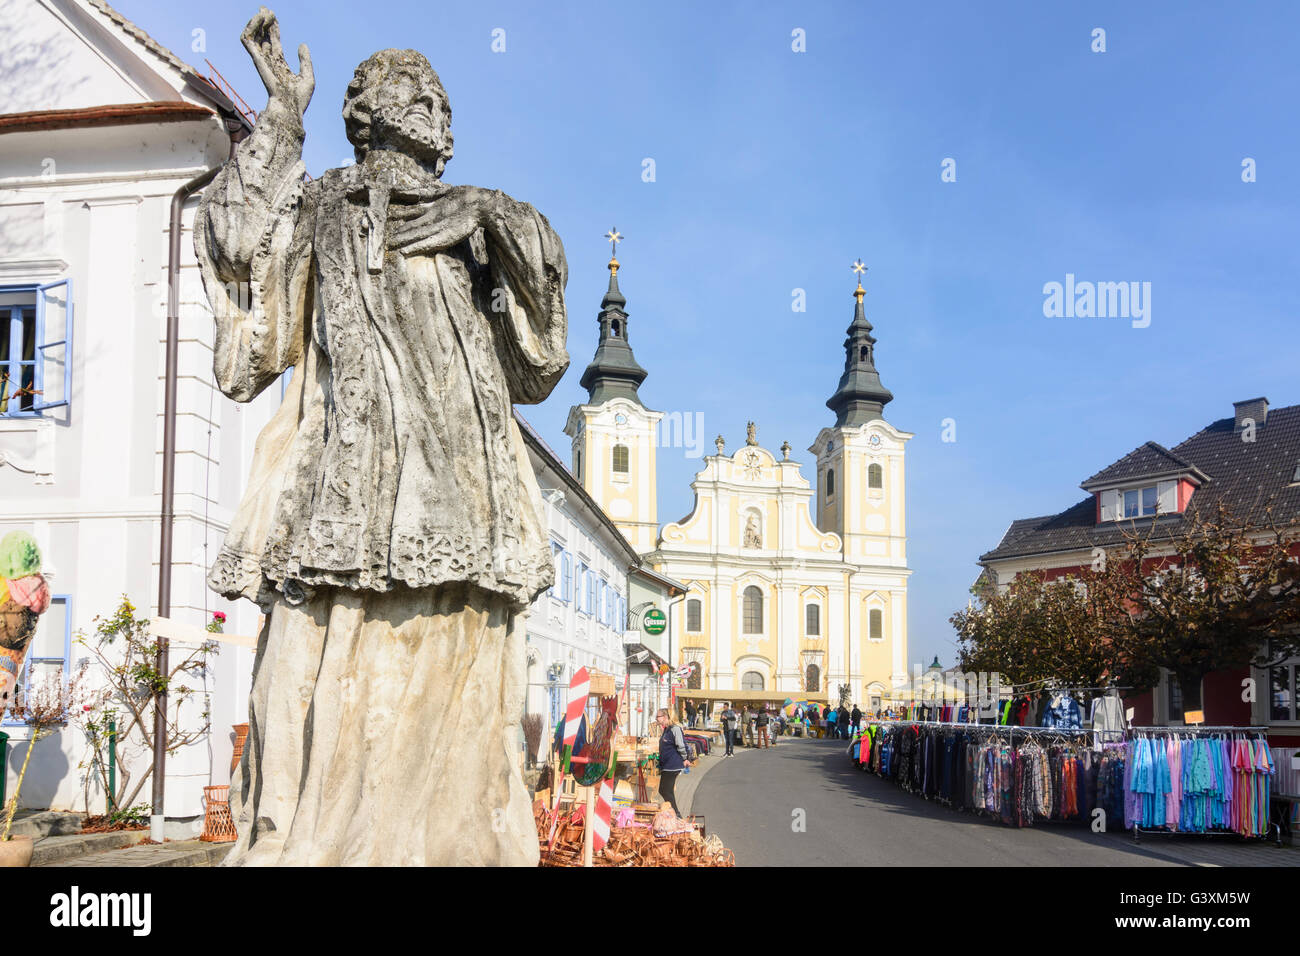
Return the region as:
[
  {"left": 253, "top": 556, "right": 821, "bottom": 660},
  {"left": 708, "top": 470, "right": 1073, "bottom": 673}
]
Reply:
[{"left": 565, "top": 252, "right": 911, "bottom": 709}]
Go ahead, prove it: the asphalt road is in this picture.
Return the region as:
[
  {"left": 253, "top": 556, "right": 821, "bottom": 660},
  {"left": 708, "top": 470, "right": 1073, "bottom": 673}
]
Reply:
[{"left": 691, "top": 736, "right": 1221, "bottom": 867}]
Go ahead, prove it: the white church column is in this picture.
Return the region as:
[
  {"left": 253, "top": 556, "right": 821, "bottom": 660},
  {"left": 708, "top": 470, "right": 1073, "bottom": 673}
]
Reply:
[
  {"left": 890, "top": 588, "right": 907, "bottom": 688},
  {"left": 777, "top": 580, "right": 798, "bottom": 691},
  {"left": 826, "top": 581, "right": 847, "bottom": 699}
]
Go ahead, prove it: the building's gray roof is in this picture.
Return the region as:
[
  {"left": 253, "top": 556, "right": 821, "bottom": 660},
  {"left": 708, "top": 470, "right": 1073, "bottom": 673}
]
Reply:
[
  {"left": 89, "top": 0, "right": 194, "bottom": 77},
  {"left": 1080, "top": 441, "right": 1206, "bottom": 490},
  {"left": 981, "top": 402, "right": 1300, "bottom": 562},
  {"left": 86, "top": 0, "right": 253, "bottom": 131}
]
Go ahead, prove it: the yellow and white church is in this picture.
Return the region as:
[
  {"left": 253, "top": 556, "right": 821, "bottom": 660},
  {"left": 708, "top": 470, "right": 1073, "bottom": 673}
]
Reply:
[{"left": 563, "top": 250, "right": 911, "bottom": 710}]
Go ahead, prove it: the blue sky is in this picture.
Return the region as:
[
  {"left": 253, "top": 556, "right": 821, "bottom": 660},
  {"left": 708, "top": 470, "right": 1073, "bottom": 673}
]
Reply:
[{"left": 131, "top": 0, "right": 1300, "bottom": 667}]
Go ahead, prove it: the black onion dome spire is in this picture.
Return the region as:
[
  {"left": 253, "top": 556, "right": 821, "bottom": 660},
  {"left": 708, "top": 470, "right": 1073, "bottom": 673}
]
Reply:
[
  {"left": 826, "top": 264, "right": 893, "bottom": 426},
  {"left": 579, "top": 230, "right": 648, "bottom": 405}
]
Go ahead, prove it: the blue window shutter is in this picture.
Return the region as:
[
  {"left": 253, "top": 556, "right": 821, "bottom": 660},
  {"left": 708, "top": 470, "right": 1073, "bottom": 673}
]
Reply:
[{"left": 33, "top": 279, "right": 72, "bottom": 412}]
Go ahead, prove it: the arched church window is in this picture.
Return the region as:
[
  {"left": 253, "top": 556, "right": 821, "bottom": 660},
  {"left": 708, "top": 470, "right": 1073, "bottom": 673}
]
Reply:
[
  {"left": 805, "top": 603, "right": 820, "bottom": 636},
  {"left": 686, "top": 598, "right": 702, "bottom": 632},
  {"left": 742, "top": 586, "right": 763, "bottom": 634},
  {"left": 611, "top": 319, "right": 621, "bottom": 337},
  {"left": 826, "top": 468, "right": 835, "bottom": 497},
  {"left": 869, "top": 608, "right": 883, "bottom": 641},
  {"left": 868, "top": 463, "right": 883, "bottom": 489},
  {"left": 859, "top": 345, "right": 869, "bottom": 362},
  {"left": 805, "top": 664, "right": 820, "bottom": 693},
  {"left": 612, "top": 444, "right": 629, "bottom": 473},
  {"left": 742, "top": 671, "right": 764, "bottom": 691},
  {"left": 687, "top": 662, "right": 701, "bottom": 690}
]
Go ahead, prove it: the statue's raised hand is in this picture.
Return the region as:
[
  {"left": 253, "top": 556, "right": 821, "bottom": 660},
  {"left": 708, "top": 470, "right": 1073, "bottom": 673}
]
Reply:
[{"left": 241, "top": 7, "right": 314, "bottom": 118}]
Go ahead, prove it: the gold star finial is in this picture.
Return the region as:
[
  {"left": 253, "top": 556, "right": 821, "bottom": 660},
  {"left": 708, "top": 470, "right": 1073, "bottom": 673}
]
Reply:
[
  {"left": 606, "top": 227, "right": 623, "bottom": 275},
  {"left": 852, "top": 259, "right": 867, "bottom": 301}
]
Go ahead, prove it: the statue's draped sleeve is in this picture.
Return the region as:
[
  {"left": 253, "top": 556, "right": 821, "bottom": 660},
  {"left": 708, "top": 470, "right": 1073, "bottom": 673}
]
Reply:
[
  {"left": 477, "top": 194, "right": 569, "bottom": 404},
  {"left": 194, "top": 103, "right": 317, "bottom": 605},
  {"left": 195, "top": 101, "right": 315, "bottom": 404}
]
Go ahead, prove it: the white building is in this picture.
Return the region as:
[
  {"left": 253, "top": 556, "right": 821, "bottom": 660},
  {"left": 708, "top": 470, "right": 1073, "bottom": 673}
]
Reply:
[
  {"left": 517, "top": 412, "right": 683, "bottom": 750},
  {"left": 0, "top": 0, "right": 267, "bottom": 829}
]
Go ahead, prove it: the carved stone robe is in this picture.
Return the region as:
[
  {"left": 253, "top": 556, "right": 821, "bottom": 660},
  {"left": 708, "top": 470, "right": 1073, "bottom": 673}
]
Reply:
[{"left": 197, "top": 120, "right": 566, "bottom": 612}]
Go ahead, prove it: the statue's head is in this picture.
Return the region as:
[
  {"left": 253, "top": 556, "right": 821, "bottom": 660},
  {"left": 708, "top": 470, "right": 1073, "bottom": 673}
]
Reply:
[{"left": 342, "top": 49, "right": 453, "bottom": 175}]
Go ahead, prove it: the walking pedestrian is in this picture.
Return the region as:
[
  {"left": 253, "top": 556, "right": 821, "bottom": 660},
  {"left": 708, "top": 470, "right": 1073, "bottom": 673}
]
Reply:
[
  {"left": 837, "top": 705, "right": 850, "bottom": 739},
  {"left": 685, "top": 699, "right": 697, "bottom": 729},
  {"left": 719, "top": 702, "right": 738, "bottom": 757},
  {"left": 850, "top": 703, "right": 862, "bottom": 736},
  {"left": 654, "top": 708, "right": 692, "bottom": 817},
  {"left": 756, "top": 706, "right": 770, "bottom": 748}
]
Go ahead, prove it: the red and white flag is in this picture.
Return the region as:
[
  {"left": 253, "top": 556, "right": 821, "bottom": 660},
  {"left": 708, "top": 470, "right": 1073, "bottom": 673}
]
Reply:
[
  {"left": 562, "top": 666, "right": 590, "bottom": 749},
  {"left": 592, "top": 778, "right": 614, "bottom": 852}
]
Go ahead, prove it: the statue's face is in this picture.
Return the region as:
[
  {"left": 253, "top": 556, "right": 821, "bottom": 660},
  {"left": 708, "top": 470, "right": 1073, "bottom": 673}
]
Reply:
[
  {"left": 368, "top": 66, "right": 452, "bottom": 166},
  {"left": 344, "top": 51, "right": 454, "bottom": 174}
]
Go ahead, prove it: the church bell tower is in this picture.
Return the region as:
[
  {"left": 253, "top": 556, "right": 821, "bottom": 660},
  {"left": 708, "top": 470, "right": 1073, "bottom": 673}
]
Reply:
[
  {"left": 563, "top": 231, "right": 662, "bottom": 553},
  {"left": 810, "top": 262, "right": 909, "bottom": 567}
]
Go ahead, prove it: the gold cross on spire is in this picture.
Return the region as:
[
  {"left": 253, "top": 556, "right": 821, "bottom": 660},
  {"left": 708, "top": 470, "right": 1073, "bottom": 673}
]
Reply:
[
  {"left": 606, "top": 227, "right": 623, "bottom": 275},
  {"left": 852, "top": 259, "right": 867, "bottom": 301}
]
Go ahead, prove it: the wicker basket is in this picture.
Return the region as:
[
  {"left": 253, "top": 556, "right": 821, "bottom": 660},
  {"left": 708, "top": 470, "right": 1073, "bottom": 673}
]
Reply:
[{"left": 200, "top": 785, "right": 237, "bottom": 843}]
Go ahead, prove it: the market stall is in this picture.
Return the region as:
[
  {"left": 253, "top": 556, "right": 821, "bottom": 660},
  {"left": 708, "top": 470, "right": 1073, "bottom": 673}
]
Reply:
[
  {"left": 534, "top": 666, "right": 735, "bottom": 866},
  {"left": 848, "top": 719, "right": 1282, "bottom": 844}
]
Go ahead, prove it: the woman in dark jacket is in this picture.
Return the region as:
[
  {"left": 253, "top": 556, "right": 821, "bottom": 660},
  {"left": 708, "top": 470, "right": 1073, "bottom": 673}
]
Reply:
[{"left": 655, "top": 708, "right": 692, "bottom": 816}]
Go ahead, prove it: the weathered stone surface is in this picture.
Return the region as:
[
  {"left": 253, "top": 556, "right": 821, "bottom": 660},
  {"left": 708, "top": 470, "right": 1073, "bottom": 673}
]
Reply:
[{"left": 194, "top": 8, "right": 565, "bottom": 866}]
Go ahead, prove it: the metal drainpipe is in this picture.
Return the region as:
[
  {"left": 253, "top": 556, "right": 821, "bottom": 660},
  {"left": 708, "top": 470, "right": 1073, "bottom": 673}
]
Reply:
[
  {"left": 107, "top": 720, "right": 116, "bottom": 815},
  {"left": 152, "top": 117, "right": 240, "bottom": 843},
  {"left": 664, "top": 591, "right": 685, "bottom": 717}
]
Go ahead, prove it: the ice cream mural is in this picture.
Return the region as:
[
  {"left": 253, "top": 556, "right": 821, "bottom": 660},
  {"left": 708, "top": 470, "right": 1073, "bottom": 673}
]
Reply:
[{"left": 0, "top": 532, "right": 52, "bottom": 710}]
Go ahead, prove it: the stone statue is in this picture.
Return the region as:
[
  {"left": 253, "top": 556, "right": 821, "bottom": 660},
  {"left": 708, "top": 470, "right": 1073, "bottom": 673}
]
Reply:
[
  {"left": 745, "top": 421, "right": 758, "bottom": 446},
  {"left": 780, "top": 440, "right": 791, "bottom": 461},
  {"left": 743, "top": 514, "right": 761, "bottom": 549},
  {"left": 714, "top": 434, "right": 725, "bottom": 454},
  {"left": 194, "top": 8, "right": 567, "bottom": 865}
]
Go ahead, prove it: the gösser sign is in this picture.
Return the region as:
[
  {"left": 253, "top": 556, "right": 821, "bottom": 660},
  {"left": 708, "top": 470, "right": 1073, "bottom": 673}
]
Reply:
[{"left": 643, "top": 609, "right": 667, "bottom": 635}]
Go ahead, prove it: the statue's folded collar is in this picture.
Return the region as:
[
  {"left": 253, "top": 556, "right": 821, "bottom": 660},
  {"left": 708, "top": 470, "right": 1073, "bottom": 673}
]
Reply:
[{"left": 330, "top": 163, "right": 450, "bottom": 272}]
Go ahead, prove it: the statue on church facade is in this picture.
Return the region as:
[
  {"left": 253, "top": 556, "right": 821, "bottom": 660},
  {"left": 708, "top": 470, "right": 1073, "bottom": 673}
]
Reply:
[
  {"left": 743, "top": 514, "right": 762, "bottom": 549},
  {"left": 194, "top": 8, "right": 567, "bottom": 865},
  {"left": 746, "top": 421, "right": 758, "bottom": 446}
]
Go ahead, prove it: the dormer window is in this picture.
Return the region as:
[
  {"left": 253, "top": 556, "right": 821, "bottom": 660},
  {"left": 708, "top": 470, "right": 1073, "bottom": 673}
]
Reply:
[
  {"left": 1124, "top": 486, "right": 1159, "bottom": 518},
  {"left": 1097, "top": 480, "right": 1179, "bottom": 521}
]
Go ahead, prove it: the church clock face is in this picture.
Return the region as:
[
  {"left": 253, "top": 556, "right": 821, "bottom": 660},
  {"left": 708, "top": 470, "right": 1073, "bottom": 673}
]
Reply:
[
  {"left": 614, "top": 413, "right": 627, "bottom": 425},
  {"left": 869, "top": 434, "right": 882, "bottom": 447}
]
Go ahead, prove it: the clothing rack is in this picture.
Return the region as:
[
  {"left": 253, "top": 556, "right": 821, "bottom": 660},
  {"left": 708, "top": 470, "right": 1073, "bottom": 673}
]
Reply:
[
  {"left": 862, "top": 719, "right": 1111, "bottom": 739},
  {"left": 1128, "top": 725, "right": 1268, "bottom": 733},
  {"left": 1122, "top": 726, "right": 1280, "bottom": 847},
  {"left": 855, "top": 719, "right": 1127, "bottom": 828}
]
